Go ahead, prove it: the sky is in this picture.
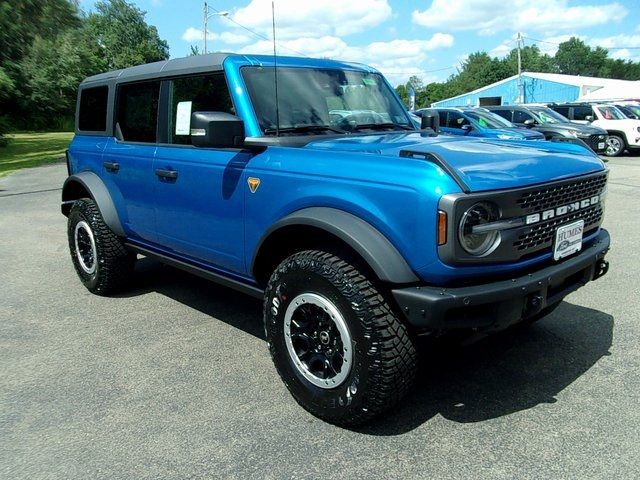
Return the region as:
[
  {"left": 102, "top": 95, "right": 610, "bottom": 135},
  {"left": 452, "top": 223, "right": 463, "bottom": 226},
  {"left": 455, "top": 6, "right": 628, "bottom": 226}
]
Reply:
[{"left": 79, "top": 0, "right": 640, "bottom": 85}]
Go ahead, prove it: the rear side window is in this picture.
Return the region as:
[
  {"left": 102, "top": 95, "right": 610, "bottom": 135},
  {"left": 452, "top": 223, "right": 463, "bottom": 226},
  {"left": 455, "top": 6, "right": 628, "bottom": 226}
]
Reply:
[
  {"left": 513, "top": 110, "right": 534, "bottom": 124},
  {"left": 168, "top": 73, "right": 234, "bottom": 145},
  {"left": 116, "top": 81, "right": 161, "bottom": 143},
  {"left": 78, "top": 86, "right": 108, "bottom": 132},
  {"left": 572, "top": 106, "right": 593, "bottom": 121},
  {"left": 553, "top": 106, "right": 570, "bottom": 117}
]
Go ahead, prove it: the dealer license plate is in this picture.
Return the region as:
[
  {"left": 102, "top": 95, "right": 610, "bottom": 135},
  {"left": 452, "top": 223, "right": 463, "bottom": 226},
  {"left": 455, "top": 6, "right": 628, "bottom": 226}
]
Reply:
[
  {"left": 598, "top": 142, "right": 605, "bottom": 149},
  {"left": 553, "top": 220, "right": 584, "bottom": 261}
]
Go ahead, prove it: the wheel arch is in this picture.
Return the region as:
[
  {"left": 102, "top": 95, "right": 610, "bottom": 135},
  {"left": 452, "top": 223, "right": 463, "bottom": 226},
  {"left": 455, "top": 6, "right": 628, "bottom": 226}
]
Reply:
[
  {"left": 251, "top": 207, "right": 419, "bottom": 287},
  {"left": 605, "top": 130, "right": 628, "bottom": 146},
  {"left": 61, "top": 171, "right": 125, "bottom": 237}
]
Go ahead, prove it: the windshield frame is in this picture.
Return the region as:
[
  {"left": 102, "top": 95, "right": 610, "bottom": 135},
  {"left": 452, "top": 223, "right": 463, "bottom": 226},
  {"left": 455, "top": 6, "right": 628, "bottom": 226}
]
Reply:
[{"left": 240, "top": 66, "right": 413, "bottom": 136}]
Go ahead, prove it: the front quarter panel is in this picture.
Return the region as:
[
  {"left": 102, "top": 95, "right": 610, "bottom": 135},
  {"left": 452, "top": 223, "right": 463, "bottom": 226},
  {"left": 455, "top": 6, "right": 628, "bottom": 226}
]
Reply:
[{"left": 243, "top": 146, "right": 462, "bottom": 279}]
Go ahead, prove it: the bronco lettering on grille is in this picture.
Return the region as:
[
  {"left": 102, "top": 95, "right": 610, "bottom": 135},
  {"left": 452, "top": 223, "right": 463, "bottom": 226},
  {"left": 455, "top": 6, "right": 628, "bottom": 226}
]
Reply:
[{"left": 524, "top": 195, "right": 600, "bottom": 225}]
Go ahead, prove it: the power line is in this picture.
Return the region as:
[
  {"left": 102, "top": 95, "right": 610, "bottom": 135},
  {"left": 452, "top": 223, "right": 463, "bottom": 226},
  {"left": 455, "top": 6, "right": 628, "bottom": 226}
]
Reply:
[
  {"left": 206, "top": 4, "right": 309, "bottom": 57},
  {"left": 523, "top": 35, "right": 640, "bottom": 50}
]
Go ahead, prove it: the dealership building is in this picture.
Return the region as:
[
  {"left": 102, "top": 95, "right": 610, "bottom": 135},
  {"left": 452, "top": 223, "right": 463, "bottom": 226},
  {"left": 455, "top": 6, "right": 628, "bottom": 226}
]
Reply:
[{"left": 431, "top": 72, "right": 640, "bottom": 107}]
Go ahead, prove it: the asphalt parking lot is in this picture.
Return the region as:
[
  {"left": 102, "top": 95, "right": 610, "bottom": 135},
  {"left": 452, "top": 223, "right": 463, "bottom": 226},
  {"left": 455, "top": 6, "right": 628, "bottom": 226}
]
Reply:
[{"left": 1, "top": 156, "right": 639, "bottom": 479}]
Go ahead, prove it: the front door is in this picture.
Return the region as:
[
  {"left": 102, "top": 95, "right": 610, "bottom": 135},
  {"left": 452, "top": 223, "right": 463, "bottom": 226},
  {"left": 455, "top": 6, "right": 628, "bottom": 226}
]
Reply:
[{"left": 153, "top": 73, "right": 248, "bottom": 274}]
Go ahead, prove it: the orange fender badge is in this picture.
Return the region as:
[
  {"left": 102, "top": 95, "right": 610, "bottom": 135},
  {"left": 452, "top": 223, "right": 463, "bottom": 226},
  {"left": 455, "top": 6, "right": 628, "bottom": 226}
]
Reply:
[{"left": 248, "top": 177, "right": 261, "bottom": 193}]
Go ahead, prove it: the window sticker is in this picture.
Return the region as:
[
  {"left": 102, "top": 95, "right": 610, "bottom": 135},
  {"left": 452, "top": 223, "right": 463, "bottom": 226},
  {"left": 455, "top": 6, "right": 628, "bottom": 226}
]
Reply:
[
  {"left": 175, "top": 101, "right": 193, "bottom": 135},
  {"left": 362, "top": 78, "right": 377, "bottom": 86}
]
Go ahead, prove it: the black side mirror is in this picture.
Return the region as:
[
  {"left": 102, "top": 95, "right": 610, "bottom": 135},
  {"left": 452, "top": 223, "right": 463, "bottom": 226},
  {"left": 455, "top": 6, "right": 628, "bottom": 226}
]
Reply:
[
  {"left": 420, "top": 109, "right": 439, "bottom": 134},
  {"left": 585, "top": 115, "right": 594, "bottom": 122},
  {"left": 190, "top": 112, "right": 245, "bottom": 148},
  {"left": 523, "top": 119, "right": 535, "bottom": 127}
]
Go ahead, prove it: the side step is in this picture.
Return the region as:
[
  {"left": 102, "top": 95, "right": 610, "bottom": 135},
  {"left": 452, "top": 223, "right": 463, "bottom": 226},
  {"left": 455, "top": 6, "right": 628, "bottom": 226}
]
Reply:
[{"left": 125, "top": 243, "right": 264, "bottom": 299}]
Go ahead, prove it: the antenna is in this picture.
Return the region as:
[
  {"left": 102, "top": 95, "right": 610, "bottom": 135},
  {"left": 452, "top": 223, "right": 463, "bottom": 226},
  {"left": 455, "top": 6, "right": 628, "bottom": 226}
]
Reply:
[{"left": 272, "top": 1, "right": 280, "bottom": 137}]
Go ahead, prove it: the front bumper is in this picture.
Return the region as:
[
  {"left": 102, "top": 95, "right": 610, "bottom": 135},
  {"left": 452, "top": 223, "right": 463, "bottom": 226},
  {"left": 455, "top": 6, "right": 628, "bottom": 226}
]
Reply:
[{"left": 393, "top": 229, "right": 610, "bottom": 330}]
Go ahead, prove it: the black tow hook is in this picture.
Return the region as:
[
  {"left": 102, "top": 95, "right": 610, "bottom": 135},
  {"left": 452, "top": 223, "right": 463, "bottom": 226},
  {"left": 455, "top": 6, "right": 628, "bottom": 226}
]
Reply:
[
  {"left": 593, "top": 259, "right": 610, "bottom": 281},
  {"left": 524, "top": 294, "right": 544, "bottom": 317}
]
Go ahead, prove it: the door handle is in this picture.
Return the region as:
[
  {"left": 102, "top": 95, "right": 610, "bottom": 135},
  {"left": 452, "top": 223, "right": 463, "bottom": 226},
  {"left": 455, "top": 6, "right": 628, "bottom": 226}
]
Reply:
[
  {"left": 155, "top": 168, "right": 179, "bottom": 180},
  {"left": 103, "top": 161, "right": 120, "bottom": 172}
]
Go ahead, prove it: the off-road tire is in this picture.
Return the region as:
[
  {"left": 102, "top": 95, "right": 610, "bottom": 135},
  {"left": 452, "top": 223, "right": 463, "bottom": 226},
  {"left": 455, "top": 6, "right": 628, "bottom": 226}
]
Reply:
[
  {"left": 67, "top": 198, "right": 134, "bottom": 295},
  {"left": 604, "top": 134, "right": 625, "bottom": 157},
  {"left": 264, "top": 249, "right": 417, "bottom": 426}
]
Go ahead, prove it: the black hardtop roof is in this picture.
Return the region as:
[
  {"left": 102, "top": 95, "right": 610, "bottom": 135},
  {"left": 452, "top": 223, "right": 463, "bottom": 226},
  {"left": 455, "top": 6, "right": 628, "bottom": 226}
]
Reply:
[
  {"left": 81, "top": 52, "right": 230, "bottom": 86},
  {"left": 80, "top": 52, "right": 374, "bottom": 88}
]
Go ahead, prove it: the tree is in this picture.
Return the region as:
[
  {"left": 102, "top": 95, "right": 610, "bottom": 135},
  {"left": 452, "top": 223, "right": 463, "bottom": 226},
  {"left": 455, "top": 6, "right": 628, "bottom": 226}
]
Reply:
[{"left": 86, "top": 0, "right": 169, "bottom": 70}]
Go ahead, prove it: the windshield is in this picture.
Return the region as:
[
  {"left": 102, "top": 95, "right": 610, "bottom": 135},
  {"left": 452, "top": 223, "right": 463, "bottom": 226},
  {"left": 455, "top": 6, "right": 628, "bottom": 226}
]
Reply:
[
  {"left": 241, "top": 67, "right": 412, "bottom": 135},
  {"left": 465, "top": 110, "right": 514, "bottom": 128},
  {"left": 530, "top": 107, "right": 569, "bottom": 124},
  {"left": 596, "top": 105, "right": 626, "bottom": 120}
]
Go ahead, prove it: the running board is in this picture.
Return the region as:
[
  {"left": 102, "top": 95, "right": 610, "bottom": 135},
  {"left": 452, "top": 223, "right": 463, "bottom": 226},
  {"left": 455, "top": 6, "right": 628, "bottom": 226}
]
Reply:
[{"left": 125, "top": 243, "right": 264, "bottom": 299}]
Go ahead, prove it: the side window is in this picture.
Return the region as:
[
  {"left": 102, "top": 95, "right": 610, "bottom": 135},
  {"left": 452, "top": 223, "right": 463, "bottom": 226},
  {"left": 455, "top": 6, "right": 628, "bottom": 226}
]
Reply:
[
  {"left": 554, "top": 106, "right": 570, "bottom": 118},
  {"left": 116, "top": 81, "right": 161, "bottom": 143},
  {"left": 491, "top": 109, "right": 512, "bottom": 122},
  {"left": 446, "top": 111, "right": 469, "bottom": 129},
  {"left": 437, "top": 111, "right": 447, "bottom": 126},
  {"left": 78, "top": 86, "right": 108, "bottom": 132},
  {"left": 513, "top": 110, "right": 533, "bottom": 124},
  {"left": 168, "top": 74, "right": 234, "bottom": 145},
  {"left": 572, "top": 106, "right": 593, "bottom": 121}
]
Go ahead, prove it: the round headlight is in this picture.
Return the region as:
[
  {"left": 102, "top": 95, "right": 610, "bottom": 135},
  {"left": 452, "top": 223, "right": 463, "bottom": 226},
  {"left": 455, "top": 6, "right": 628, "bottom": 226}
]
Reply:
[{"left": 458, "top": 202, "right": 501, "bottom": 256}]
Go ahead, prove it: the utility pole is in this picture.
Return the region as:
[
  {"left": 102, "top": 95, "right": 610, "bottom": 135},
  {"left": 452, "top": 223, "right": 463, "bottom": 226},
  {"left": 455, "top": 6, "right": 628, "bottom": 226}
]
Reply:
[
  {"left": 516, "top": 32, "right": 523, "bottom": 104},
  {"left": 203, "top": 2, "right": 208, "bottom": 54},
  {"left": 202, "top": 2, "right": 228, "bottom": 55}
]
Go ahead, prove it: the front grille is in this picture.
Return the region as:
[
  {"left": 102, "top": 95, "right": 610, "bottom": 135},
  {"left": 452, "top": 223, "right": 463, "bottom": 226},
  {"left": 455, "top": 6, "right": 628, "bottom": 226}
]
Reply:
[
  {"left": 586, "top": 134, "right": 607, "bottom": 150},
  {"left": 515, "top": 173, "right": 607, "bottom": 214},
  {"left": 514, "top": 204, "right": 603, "bottom": 251}
]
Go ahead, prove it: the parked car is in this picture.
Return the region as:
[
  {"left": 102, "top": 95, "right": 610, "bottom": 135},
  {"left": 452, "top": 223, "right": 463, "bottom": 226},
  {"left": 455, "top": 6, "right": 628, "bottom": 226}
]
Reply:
[
  {"left": 418, "top": 107, "right": 545, "bottom": 141},
  {"left": 62, "top": 53, "right": 610, "bottom": 426},
  {"left": 547, "top": 102, "right": 640, "bottom": 157},
  {"left": 485, "top": 105, "right": 608, "bottom": 154},
  {"left": 613, "top": 103, "right": 640, "bottom": 120}
]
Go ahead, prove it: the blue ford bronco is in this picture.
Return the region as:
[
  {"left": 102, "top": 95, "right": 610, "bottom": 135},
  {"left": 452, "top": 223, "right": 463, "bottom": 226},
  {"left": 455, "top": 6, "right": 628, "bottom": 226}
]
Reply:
[{"left": 62, "top": 53, "right": 610, "bottom": 426}]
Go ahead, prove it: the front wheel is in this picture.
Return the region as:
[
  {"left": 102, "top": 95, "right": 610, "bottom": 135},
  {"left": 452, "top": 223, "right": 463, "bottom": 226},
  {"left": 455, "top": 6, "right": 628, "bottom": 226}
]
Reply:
[
  {"left": 604, "top": 134, "right": 625, "bottom": 157},
  {"left": 264, "top": 250, "right": 417, "bottom": 426}
]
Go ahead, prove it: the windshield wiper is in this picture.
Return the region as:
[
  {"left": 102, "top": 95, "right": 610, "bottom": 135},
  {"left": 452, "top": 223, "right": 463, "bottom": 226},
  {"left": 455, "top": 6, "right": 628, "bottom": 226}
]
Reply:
[
  {"left": 351, "top": 122, "right": 414, "bottom": 131},
  {"left": 263, "top": 125, "right": 346, "bottom": 136}
]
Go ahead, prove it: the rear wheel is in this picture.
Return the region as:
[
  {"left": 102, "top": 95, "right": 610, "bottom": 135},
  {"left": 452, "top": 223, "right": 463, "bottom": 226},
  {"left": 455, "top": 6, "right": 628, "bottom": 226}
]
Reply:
[
  {"left": 264, "top": 250, "right": 417, "bottom": 426},
  {"left": 67, "top": 198, "right": 134, "bottom": 295},
  {"left": 604, "top": 134, "right": 625, "bottom": 157}
]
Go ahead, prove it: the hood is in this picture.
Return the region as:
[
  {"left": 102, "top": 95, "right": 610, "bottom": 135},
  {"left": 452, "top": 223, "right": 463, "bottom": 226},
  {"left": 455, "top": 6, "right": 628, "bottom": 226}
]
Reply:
[
  {"left": 553, "top": 123, "right": 608, "bottom": 135},
  {"left": 499, "top": 127, "right": 545, "bottom": 140},
  {"left": 305, "top": 132, "right": 605, "bottom": 193}
]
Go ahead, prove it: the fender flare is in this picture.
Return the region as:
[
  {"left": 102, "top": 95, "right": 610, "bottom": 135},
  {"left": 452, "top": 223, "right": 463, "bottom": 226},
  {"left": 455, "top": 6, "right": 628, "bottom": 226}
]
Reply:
[
  {"left": 253, "top": 207, "right": 419, "bottom": 284},
  {"left": 61, "top": 171, "right": 125, "bottom": 237}
]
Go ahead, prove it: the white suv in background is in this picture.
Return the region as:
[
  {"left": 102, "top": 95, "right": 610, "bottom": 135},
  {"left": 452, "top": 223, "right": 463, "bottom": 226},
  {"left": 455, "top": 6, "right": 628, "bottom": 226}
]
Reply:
[{"left": 548, "top": 103, "right": 640, "bottom": 157}]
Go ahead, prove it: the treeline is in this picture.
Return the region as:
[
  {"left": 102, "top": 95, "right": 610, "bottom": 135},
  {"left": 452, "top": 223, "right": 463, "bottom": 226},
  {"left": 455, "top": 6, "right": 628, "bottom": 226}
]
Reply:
[
  {"left": 0, "top": 0, "right": 169, "bottom": 142},
  {"left": 397, "top": 38, "right": 640, "bottom": 108}
]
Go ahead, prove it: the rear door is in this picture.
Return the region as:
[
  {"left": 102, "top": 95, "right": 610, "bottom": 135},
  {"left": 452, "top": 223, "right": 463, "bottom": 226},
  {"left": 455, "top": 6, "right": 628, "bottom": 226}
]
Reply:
[
  {"left": 152, "top": 73, "right": 249, "bottom": 274},
  {"left": 101, "top": 80, "right": 160, "bottom": 242}
]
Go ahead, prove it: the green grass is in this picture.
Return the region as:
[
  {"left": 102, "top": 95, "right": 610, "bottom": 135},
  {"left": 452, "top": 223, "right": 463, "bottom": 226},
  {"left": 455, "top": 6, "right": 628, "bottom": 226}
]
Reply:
[{"left": 0, "top": 132, "right": 73, "bottom": 178}]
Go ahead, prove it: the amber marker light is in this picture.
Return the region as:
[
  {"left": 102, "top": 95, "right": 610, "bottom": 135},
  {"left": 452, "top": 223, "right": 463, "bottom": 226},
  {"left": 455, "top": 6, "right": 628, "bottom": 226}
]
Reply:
[{"left": 437, "top": 210, "right": 448, "bottom": 245}]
